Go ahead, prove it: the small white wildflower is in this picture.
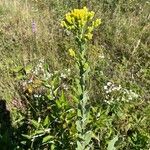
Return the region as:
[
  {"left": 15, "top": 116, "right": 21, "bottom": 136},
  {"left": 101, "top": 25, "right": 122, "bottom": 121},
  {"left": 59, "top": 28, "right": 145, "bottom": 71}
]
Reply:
[
  {"left": 22, "top": 81, "right": 27, "bottom": 87},
  {"left": 104, "top": 85, "right": 108, "bottom": 90},
  {"left": 39, "top": 58, "right": 44, "bottom": 63},
  {"left": 34, "top": 94, "right": 41, "bottom": 98},
  {"left": 62, "top": 83, "right": 68, "bottom": 90},
  {"left": 106, "top": 90, "right": 110, "bottom": 93},
  {"left": 67, "top": 68, "right": 71, "bottom": 72},
  {"left": 129, "top": 90, "right": 138, "bottom": 99},
  {"left": 44, "top": 72, "right": 52, "bottom": 80},
  {"left": 33, "top": 68, "right": 38, "bottom": 75},
  {"left": 112, "top": 86, "right": 120, "bottom": 91},
  {"left": 128, "top": 96, "right": 133, "bottom": 100},
  {"left": 98, "top": 54, "right": 105, "bottom": 59},
  {"left": 34, "top": 94, "right": 39, "bottom": 98},
  {"left": 104, "top": 100, "right": 111, "bottom": 105},
  {"left": 107, "top": 82, "right": 112, "bottom": 86},
  {"left": 61, "top": 73, "right": 67, "bottom": 78},
  {"left": 28, "top": 79, "right": 33, "bottom": 83},
  {"left": 118, "top": 85, "right": 122, "bottom": 90},
  {"left": 38, "top": 63, "right": 43, "bottom": 69},
  {"left": 38, "top": 117, "right": 41, "bottom": 123}
]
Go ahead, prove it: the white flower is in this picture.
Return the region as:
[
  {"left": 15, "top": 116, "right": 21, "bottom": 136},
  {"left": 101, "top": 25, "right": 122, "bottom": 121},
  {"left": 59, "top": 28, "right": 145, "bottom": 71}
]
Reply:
[
  {"left": 28, "top": 79, "right": 33, "bottom": 83},
  {"left": 34, "top": 94, "right": 42, "bottom": 98},
  {"left": 62, "top": 83, "right": 68, "bottom": 90},
  {"left": 61, "top": 73, "right": 67, "bottom": 78},
  {"left": 67, "top": 68, "right": 71, "bottom": 72},
  {"left": 104, "top": 85, "right": 108, "bottom": 90},
  {"left": 98, "top": 54, "right": 105, "bottom": 59},
  {"left": 107, "top": 82, "right": 112, "bottom": 86},
  {"left": 38, "top": 117, "right": 41, "bottom": 123}
]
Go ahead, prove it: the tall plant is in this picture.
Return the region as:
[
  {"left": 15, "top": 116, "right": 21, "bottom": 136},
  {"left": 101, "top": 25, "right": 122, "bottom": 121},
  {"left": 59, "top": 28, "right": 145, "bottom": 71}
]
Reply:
[{"left": 61, "top": 7, "right": 101, "bottom": 149}]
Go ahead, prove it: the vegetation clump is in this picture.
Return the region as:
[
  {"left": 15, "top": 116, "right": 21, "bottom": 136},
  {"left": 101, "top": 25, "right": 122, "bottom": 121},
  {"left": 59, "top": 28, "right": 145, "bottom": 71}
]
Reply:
[{"left": 0, "top": 0, "right": 149, "bottom": 150}]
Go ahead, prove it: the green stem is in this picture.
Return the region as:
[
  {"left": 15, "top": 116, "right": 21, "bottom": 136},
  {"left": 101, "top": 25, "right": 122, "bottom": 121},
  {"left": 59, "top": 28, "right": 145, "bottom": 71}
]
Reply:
[{"left": 77, "top": 39, "right": 88, "bottom": 142}]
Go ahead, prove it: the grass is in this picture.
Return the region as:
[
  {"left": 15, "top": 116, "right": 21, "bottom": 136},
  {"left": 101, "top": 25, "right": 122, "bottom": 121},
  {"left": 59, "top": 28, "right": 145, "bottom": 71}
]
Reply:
[{"left": 0, "top": 0, "right": 150, "bottom": 149}]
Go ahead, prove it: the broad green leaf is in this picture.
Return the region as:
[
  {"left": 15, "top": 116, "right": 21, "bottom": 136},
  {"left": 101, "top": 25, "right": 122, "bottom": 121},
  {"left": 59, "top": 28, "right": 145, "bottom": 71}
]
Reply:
[
  {"left": 84, "top": 131, "right": 92, "bottom": 145},
  {"left": 24, "top": 64, "right": 33, "bottom": 74},
  {"left": 22, "top": 134, "right": 31, "bottom": 139},
  {"left": 77, "top": 109, "right": 82, "bottom": 117},
  {"left": 16, "top": 73, "right": 24, "bottom": 80},
  {"left": 42, "top": 135, "right": 53, "bottom": 143},
  {"left": 71, "top": 94, "right": 79, "bottom": 103},
  {"left": 56, "top": 99, "right": 61, "bottom": 108},
  {"left": 34, "top": 130, "right": 44, "bottom": 135},
  {"left": 107, "top": 135, "right": 118, "bottom": 150},
  {"left": 60, "top": 91, "right": 65, "bottom": 101},
  {"left": 44, "top": 116, "right": 49, "bottom": 127},
  {"left": 84, "top": 62, "right": 89, "bottom": 70},
  {"left": 76, "top": 141, "right": 84, "bottom": 150},
  {"left": 20, "top": 141, "right": 26, "bottom": 145},
  {"left": 75, "top": 78, "right": 82, "bottom": 95},
  {"left": 82, "top": 91, "right": 89, "bottom": 104},
  {"left": 30, "top": 119, "right": 40, "bottom": 128},
  {"left": 51, "top": 144, "right": 55, "bottom": 150},
  {"left": 76, "top": 120, "right": 82, "bottom": 132},
  {"left": 12, "top": 66, "right": 23, "bottom": 73}
]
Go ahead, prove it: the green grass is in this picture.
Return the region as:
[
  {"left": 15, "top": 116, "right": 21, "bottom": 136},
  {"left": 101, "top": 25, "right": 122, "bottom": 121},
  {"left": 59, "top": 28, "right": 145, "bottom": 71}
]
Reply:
[
  {"left": 0, "top": 0, "right": 149, "bottom": 101},
  {"left": 0, "top": 0, "right": 150, "bottom": 149}
]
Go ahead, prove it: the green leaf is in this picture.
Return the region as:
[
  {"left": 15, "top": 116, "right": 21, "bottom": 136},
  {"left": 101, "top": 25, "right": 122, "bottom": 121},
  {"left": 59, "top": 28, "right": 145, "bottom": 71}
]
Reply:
[
  {"left": 71, "top": 94, "right": 79, "bottom": 103},
  {"left": 51, "top": 144, "right": 55, "bottom": 150},
  {"left": 80, "top": 91, "right": 89, "bottom": 107},
  {"left": 12, "top": 66, "right": 23, "bottom": 73},
  {"left": 76, "top": 141, "right": 84, "bottom": 150},
  {"left": 75, "top": 78, "right": 82, "bottom": 95},
  {"left": 107, "top": 135, "right": 118, "bottom": 150},
  {"left": 24, "top": 64, "right": 33, "bottom": 74},
  {"left": 84, "top": 131, "right": 92, "bottom": 145},
  {"left": 30, "top": 119, "right": 40, "bottom": 128},
  {"left": 56, "top": 99, "right": 61, "bottom": 108},
  {"left": 16, "top": 73, "right": 25, "bottom": 80},
  {"left": 42, "top": 135, "right": 53, "bottom": 143},
  {"left": 84, "top": 62, "right": 89, "bottom": 70},
  {"left": 34, "top": 130, "right": 44, "bottom": 135},
  {"left": 77, "top": 109, "right": 82, "bottom": 117},
  {"left": 20, "top": 141, "right": 26, "bottom": 145},
  {"left": 76, "top": 120, "right": 82, "bottom": 132},
  {"left": 44, "top": 116, "right": 49, "bottom": 127},
  {"left": 22, "top": 134, "right": 31, "bottom": 139}
]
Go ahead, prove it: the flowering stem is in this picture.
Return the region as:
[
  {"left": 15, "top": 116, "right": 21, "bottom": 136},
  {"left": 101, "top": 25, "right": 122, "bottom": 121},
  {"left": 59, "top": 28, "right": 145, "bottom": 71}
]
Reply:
[
  {"left": 76, "top": 38, "right": 91, "bottom": 149},
  {"left": 61, "top": 7, "right": 101, "bottom": 149}
]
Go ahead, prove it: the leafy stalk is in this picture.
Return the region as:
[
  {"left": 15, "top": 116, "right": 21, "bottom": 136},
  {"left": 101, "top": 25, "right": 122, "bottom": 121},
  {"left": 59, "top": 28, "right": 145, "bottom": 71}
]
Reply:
[{"left": 61, "top": 7, "right": 101, "bottom": 149}]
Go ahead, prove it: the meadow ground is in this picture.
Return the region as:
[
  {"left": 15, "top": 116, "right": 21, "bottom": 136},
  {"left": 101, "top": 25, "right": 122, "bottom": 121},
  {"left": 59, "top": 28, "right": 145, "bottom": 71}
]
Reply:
[{"left": 0, "top": 0, "right": 150, "bottom": 149}]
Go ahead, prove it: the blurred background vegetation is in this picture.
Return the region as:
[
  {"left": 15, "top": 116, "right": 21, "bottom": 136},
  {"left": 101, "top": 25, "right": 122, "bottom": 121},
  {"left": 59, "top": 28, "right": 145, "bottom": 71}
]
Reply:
[
  {"left": 0, "top": 0, "right": 149, "bottom": 101},
  {"left": 0, "top": 0, "right": 150, "bottom": 149}
]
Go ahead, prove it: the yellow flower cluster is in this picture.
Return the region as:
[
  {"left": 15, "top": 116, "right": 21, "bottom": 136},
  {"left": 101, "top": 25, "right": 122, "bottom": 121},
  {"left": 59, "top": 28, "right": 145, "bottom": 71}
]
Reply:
[
  {"left": 68, "top": 48, "right": 76, "bottom": 57},
  {"left": 61, "top": 7, "right": 101, "bottom": 41}
]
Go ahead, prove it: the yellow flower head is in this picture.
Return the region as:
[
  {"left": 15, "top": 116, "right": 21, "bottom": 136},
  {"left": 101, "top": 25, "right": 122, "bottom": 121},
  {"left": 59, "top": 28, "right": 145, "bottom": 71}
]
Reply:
[
  {"left": 68, "top": 48, "right": 76, "bottom": 57},
  {"left": 61, "top": 7, "right": 101, "bottom": 41},
  {"left": 85, "top": 33, "right": 93, "bottom": 40},
  {"left": 93, "top": 19, "right": 101, "bottom": 28}
]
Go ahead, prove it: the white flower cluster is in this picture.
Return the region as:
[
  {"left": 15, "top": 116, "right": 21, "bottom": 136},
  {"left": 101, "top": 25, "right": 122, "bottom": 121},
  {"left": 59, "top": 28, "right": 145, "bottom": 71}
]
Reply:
[
  {"left": 60, "top": 68, "right": 71, "bottom": 79},
  {"left": 98, "top": 53, "right": 105, "bottom": 59},
  {"left": 104, "top": 82, "right": 121, "bottom": 93},
  {"left": 103, "top": 81, "right": 139, "bottom": 104},
  {"left": 32, "top": 59, "right": 54, "bottom": 81},
  {"left": 32, "top": 59, "right": 45, "bottom": 75},
  {"left": 60, "top": 68, "right": 71, "bottom": 91},
  {"left": 33, "top": 94, "right": 42, "bottom": 98}
]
